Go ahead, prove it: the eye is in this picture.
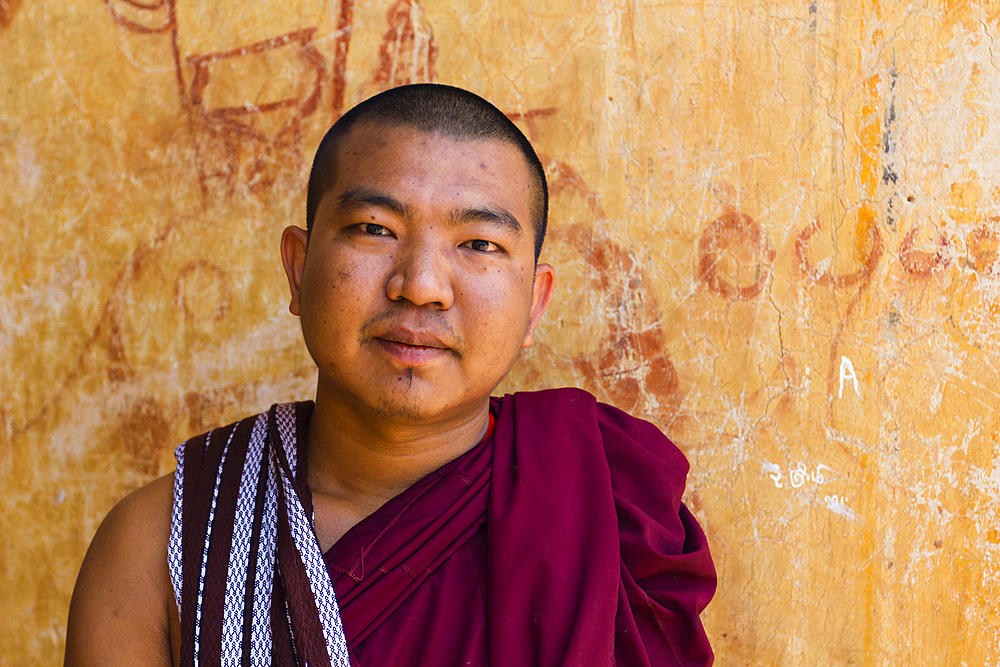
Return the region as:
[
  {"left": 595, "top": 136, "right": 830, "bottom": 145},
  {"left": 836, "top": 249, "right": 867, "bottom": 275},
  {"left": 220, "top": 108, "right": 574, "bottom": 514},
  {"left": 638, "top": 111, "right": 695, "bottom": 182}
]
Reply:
[
  {"left": 362, "top": 223, "right": 390, "bottom": 236},
  {"left": 463, "top": 239, "right": 500, "bottom": 253}
]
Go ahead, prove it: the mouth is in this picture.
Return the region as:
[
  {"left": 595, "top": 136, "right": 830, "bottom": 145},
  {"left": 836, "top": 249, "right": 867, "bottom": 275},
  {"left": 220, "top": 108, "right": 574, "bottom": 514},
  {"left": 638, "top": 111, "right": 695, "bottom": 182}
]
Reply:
[
  {"left": 373, "top": 338, "right": 450, "bottom": 366},
  {"left": 370, "top": 328, "right": 454, "bottom": 366}
]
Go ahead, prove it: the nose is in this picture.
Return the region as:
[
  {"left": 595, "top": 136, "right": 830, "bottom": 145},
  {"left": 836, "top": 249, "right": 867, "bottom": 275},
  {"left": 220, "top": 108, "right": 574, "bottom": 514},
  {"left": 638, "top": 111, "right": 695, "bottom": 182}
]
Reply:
[{"left": 385, "top": 240, "right": 456, "bottom": 309}]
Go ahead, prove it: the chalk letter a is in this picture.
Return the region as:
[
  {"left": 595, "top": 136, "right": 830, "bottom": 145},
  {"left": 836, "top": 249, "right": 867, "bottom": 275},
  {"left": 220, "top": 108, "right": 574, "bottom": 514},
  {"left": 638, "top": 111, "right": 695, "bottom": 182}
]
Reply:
[{"left": 838, "top": 355, "right": 861, "bottom": 399}]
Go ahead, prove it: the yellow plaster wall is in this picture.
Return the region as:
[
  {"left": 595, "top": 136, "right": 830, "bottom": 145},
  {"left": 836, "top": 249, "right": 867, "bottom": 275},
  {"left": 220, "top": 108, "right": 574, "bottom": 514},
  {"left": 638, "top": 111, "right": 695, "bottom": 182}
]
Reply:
[{"left": 2, "top": 0, "right": 998, "bottom": 664}]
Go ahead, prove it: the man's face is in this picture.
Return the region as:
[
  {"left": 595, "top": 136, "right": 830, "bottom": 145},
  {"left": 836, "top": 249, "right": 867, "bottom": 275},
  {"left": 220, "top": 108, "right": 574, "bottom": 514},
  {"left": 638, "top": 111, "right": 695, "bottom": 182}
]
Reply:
[{"left": 281, "top": 123, "right": 554, "bottom": 424}]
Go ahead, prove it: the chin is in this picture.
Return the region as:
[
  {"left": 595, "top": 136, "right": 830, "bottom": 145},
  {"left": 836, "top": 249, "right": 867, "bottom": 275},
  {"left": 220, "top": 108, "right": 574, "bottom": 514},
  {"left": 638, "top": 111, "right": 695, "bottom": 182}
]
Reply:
[
  {"left": 367, "top": 381, "right": 484, "bottom": 424},
  {"left": 365, "top": 378, "right": 446, "bottom": 422},
  {"left": 372, "top": 396, "right": 433, "bottom": 422}
]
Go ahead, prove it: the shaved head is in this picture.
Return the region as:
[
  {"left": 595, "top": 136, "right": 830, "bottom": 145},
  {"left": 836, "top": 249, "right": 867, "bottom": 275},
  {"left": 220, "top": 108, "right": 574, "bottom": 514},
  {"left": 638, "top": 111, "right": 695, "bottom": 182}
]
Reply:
[{"left": 306, "top": 84, "right": 549, "bottom": 260}]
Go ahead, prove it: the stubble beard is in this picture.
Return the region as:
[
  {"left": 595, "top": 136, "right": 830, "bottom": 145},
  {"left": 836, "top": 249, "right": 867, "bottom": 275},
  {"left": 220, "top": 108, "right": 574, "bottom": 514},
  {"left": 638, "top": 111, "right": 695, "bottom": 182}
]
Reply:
[{"left": 372, "top": 368, "right": 430, "bottom": 422}]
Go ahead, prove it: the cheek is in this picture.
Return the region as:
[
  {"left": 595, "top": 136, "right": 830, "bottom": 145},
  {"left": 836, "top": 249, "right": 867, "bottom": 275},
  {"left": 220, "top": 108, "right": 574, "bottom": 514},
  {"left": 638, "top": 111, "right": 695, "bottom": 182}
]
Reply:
[
  {"left": 304, "top": 252, "right": 382, "bottom": 302},
  {"left": 463, "top": 274, "right": 532, "bottom": 351},
  {"left": 299, "top": 263, "right": 363, "bottom": 338}
]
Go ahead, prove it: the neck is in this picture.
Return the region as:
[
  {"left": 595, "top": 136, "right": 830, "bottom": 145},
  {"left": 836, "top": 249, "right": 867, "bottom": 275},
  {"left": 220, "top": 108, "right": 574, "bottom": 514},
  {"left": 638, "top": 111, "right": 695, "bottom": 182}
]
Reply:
[{"left": 305, "top": 383, "right": 492, "bottom": 513}]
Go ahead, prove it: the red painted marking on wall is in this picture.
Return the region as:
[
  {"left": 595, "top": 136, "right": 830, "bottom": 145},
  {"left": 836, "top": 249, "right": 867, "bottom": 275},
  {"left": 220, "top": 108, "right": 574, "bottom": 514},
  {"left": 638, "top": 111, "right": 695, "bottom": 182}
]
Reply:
[
  {"left": 795, "top": 217, "right": 883, "bottom": 288},
  {"left": 116, "top": 398, "right": 172, "bottom": 475},
  {"left": 539, "top": 155, "right": 682, "bottom": 416},
  {"left": 102, "top": 0, "right": 174, "bottom": 33},
  {"left": 100, "top": 0, "right": 332, "bottom": 196},
  {"left": 359, "top": 0, "right": 437, "bottom": 99},
  {"left": 185, "top": 27, "right": 326, "bottom": 192},
  {"left": 507, "top": 108, "right": 558, "bottom": 146},
  {"left": 0, "top": 0, "right": 23, "bottom": 30},
  {"left": 968, "top": 223, "right": 999, "bottom": 273},
  {"left": 174, "top": 260, "right": 233, "bottom": 323},
  {"left": 697, "top": 211, "right": 776, "bottom": 300},
  {"left": 807, "top": 217, "right": 882, "bottom": 429},
  {"left": 899, "top": 226, "right": 950, "bottom": 276},
  {"left": 188, "top": 28, "right": 323, "bottom": 113},
  {"left": 331, "top": 0, "right": 355, "bottom": 118}
]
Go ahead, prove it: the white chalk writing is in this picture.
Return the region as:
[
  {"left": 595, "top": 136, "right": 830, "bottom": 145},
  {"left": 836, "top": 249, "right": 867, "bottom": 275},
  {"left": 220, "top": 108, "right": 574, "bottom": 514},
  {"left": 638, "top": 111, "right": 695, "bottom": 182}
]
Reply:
[
  {"left": 823, "top": 495, "right": 859, "bottom": 522},
  {"left": 838, "top": 355, "right": 862, "bottom": 399},
  {"left": 763, "top": 462, "right": 836, "bottom": 489}
]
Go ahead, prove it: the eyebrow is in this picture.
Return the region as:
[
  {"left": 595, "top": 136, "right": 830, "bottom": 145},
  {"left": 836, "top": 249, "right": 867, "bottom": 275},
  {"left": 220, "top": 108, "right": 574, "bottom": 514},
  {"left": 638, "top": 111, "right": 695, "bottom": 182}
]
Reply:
[
  {"left": 449, "top": 206, "right": 523, "bottom": 237},
  {"left": 337, "top": 187, "right": 414, "bottom": 220},
  {"left": 337, "top": 186, "right": 523, "bottom": 237}
]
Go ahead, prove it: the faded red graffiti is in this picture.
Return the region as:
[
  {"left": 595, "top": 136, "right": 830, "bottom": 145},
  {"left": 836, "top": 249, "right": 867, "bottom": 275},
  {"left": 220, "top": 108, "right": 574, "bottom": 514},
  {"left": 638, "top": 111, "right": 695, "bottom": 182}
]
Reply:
[
  {"left": 1, "top": 0, "right": 22, "bottom": 30},
  {"left": 100, "top": 0, "right": 354, "bottom": 195},
  {"left": 899, "top": 226, "right": 950, "bottom": 276},
  {"left": 331, "top": 0, "right": 355, "bottom": 117},
  {"left": 795, "top": 217, "right": 883, "bottom": 287},
  {"left": 506, "top": 108, "right": 559, "bottom": 138},
  {"left": 101, "top": 0, "right": 185, "bottom": 120},
  {"left": 187, "top": 27, "right": 327, "bottom": 193},
  {"left": 944, "top": 221, "right": 1000, "bottom": 353},
  {"left": 697, "top": 211, "right": 776, "bottom": 300},
  {"left": 102, "top": 0, "right": 174, "bottom": 33},
  {"left": 530, "top": 145, "right": 682, "bottom": 416},
  {"left": 499, "top": 108, "right": 680, "bottom": 411},
  {"left": 8, "top": 209, "right": 196, "bottom": 443},
  {"left": 174, "top": 260, "right": 232, "bottom": 323},
  {"left": 359, "top": 0, "right": 437, "bottom": 99},
  {"left": 115, "top": 398, "right": 172, "bottom": 475},
  {"left": 552, "top": 220, "right": 681, "bottom": 414},
  {"left": 105, "top": 316, "right": 132, "bottom": 383},
  {"left": 795, "top": 217, "right": 883, "bottom": 431},
  {"left": 968, "top": 223, "right": 999, "bottom": 273}
]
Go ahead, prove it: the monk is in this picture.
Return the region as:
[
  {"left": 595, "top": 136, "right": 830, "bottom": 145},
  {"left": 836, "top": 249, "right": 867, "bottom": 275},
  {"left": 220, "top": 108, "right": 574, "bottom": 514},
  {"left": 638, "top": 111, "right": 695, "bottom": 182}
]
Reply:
[{"left": 66, "top": 84, "right": 716, "bottom": 666}]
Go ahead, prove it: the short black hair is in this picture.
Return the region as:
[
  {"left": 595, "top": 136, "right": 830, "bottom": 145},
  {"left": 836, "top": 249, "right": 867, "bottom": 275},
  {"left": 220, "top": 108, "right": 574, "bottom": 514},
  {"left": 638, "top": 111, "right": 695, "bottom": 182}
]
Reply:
[{"left": 306, "top": 84, "right": 548, "bottom": 259}]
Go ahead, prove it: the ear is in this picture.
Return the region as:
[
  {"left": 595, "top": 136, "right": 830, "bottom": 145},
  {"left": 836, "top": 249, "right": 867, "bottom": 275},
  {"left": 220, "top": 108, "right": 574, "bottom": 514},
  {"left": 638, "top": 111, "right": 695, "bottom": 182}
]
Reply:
[
  {"left": 523, "top": 263, "right": 555, "bottom": 348},
  {"left": 280, "top": 226, "right": 309, "bottom": 316}
]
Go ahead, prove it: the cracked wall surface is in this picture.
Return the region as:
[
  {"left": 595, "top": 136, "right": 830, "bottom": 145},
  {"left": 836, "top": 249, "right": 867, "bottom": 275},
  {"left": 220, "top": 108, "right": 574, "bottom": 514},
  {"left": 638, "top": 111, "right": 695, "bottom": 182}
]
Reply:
[{"left": 2, "top": 0, "right": 999, "bottom": 664}]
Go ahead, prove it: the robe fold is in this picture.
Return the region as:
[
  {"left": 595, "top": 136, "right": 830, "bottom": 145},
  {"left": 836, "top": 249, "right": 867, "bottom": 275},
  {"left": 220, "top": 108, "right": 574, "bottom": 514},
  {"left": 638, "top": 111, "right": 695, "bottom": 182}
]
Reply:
[{"left": 171, "top": 388, "right": 716, "bottom": 666}]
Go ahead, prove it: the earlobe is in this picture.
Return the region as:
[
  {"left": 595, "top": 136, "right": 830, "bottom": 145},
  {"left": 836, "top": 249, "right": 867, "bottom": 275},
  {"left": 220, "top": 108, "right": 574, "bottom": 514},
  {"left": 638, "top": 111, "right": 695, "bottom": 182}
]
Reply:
[
  {"left": 523, "top": 263, "right": 555, "bottom": 348},
  {"left": 280, "top": 226, "right": 309, "bottom": 316}
]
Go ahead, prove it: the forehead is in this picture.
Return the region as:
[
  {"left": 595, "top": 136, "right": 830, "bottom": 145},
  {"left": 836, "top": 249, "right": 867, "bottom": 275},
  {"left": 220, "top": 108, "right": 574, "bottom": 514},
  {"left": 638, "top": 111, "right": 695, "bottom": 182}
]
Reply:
[{"left": 324, "top": 122, "right": 535, "bottom": 218}]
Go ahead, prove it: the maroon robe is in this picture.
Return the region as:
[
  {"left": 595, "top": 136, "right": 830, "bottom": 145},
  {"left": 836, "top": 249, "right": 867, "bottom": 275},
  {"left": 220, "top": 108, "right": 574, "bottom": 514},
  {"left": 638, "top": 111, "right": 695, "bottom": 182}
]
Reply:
[{"left": 179, "top": 388, "right": 716, "bottom": 666}]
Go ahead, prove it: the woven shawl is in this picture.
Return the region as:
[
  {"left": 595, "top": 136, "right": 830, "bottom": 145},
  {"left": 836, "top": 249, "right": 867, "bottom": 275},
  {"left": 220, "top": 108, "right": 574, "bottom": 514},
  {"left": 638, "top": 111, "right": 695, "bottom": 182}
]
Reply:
[{"left": 168, "top": 402, "right": 351, "bottom": 667}]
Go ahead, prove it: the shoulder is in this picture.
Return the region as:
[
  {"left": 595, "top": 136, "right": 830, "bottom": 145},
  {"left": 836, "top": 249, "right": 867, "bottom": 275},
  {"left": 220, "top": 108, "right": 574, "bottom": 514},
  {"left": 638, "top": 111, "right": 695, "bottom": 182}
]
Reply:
[
  {"left": 502, "top": 386, "right": 690, "bottom": 483},
  {"left": 503, "top": 387, "right": 686, "bottom": 456},
  {"left": 65, "top": 473, "right": 175, "bottom": 666}
]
